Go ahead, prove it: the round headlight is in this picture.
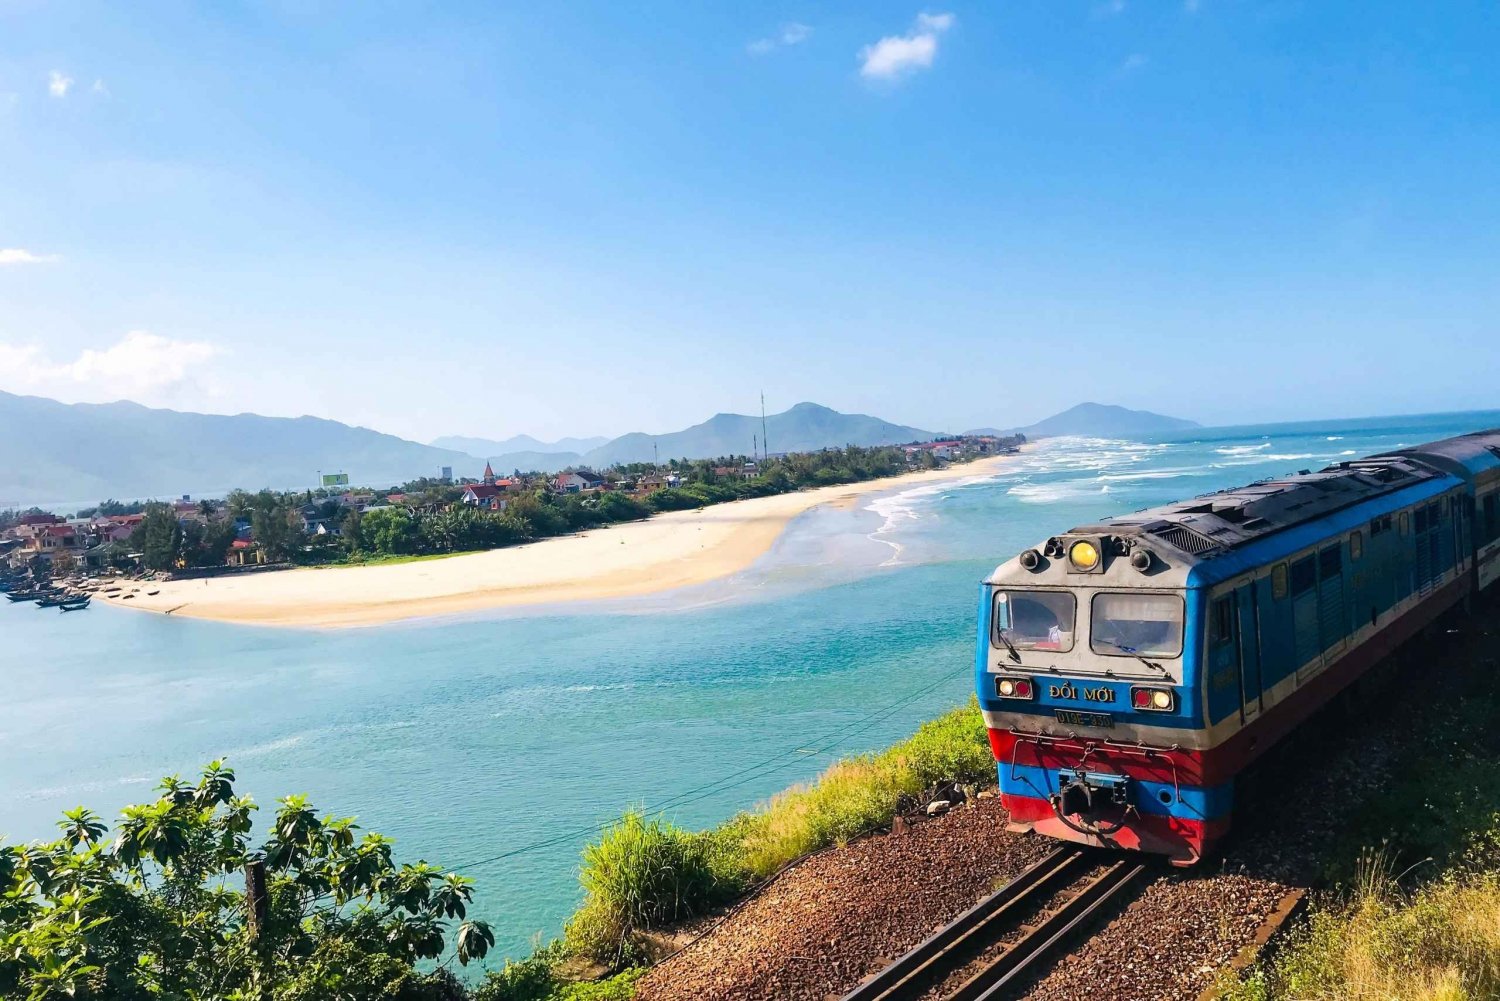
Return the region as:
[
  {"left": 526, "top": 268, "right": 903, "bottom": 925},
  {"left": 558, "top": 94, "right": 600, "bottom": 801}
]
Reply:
[
  {"left": 1068, "top": 540, "right": 1100, "bottom": 570},
  {"left": 1152, "top": 690, "right": 1172, "bottom": 710},
  {"left": 998, "top": 679, "right": 1016, "bottom": 697}
]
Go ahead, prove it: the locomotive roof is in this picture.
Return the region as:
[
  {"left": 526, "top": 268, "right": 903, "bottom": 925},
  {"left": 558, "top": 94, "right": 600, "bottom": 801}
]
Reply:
[
  {"left": 1065, "top": 444, "right": 1462, "bottom": 563},
  {"left": 1386, "top": 429, "right": 1500, "bottom": 479}
]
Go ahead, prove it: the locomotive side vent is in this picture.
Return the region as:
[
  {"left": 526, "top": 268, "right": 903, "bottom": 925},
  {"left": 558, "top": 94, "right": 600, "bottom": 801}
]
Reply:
[{"left": 1147, "top": 523, "right": 1223, "bottom": 557}]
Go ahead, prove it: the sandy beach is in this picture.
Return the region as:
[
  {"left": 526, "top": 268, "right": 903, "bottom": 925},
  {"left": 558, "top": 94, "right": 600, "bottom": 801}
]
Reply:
[{"left": 97, "top": 454, "right": 1018, "bottom": 629}]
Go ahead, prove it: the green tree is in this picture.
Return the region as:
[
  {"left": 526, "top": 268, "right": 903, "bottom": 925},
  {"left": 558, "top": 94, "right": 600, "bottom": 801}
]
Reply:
[
  {"left": 132, "top": 503, "right": 182, "bottom": 571},
  {"left": 0, "top": 761, "right": 493, "bottom": 1001},
  {"left": 360, "top": 507, "right": 421, "bottom": 555}
]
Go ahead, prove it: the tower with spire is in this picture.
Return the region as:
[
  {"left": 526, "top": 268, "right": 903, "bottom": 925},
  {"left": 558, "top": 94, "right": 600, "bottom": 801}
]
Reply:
[{"left": 482, "top": 461, "right": 496, "bottom": 486}]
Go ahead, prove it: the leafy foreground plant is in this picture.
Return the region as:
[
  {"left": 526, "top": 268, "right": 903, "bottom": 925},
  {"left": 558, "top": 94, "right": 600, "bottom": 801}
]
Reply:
[
  {"left": 563, "top": 697, "right": 995, "bottom": 965},
  {"left": 0, "top": 761, "right": 493, "bottom": 1001}
]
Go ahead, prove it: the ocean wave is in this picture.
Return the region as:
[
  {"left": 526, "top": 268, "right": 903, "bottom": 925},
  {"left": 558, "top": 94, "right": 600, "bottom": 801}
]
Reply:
[
  {"left": 1326, "top": 436, "right": 1344, "bottom": 441},
  {"left": 1006, "top": 481, "right": 1103, "bottom": 504},
  {"left": 1264, "top": 453, "right": 1320, "bottom": 461},
  {"left": 1215, "top": 443, "right": 1273, "bottom": 456}
]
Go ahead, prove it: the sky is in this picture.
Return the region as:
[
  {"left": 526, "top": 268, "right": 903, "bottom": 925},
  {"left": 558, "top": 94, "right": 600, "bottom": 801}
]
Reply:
[{"left": 1, "top": 1, "right": 1498, "bottom": 443}]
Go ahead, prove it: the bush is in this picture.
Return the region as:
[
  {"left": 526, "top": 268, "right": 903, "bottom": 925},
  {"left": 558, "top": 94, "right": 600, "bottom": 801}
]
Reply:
[
  {"left": 473, "top": 945, "right": 644, "bottom": 1001},
  {"left": 564, "top": 811, "right": 736, "bottom": 964}
]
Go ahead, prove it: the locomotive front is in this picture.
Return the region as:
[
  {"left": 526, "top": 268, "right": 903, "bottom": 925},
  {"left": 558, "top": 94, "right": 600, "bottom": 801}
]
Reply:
[{"left": 976, "top": 529, "right": 1222, "bottom": 865}]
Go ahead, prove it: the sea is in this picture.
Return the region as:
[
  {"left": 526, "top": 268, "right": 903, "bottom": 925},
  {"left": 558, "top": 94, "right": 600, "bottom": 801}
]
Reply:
[{"left": 2, "top": 409, "right": 1496, "bottom": 964}]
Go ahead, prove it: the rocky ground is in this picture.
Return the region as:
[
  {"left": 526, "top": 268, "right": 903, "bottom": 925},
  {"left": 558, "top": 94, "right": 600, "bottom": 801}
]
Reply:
[{"left": 634, "top": 797, "right": 1054, "bottom": 1001}]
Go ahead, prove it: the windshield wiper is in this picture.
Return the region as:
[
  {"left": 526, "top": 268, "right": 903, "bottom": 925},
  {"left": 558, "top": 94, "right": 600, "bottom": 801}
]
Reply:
[
  {"left": 995, "top": 627, "right": 1022, "bottom": 664},
  {"left": 1117, "top": 644, "right": 1170, "bottom": 678}
]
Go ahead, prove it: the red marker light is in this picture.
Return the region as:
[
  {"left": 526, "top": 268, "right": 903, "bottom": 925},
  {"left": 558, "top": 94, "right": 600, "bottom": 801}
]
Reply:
[
  {"left": 1014, "top": 679, "right": 1033, "bottom": 699},
  {"left": 1132, "top": 689, "right": 1152, "bottom": 709}
]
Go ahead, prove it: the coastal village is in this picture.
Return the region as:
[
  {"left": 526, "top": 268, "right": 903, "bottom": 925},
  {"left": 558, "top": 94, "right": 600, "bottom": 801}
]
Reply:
[{"left": 0, "top": 434, "right": 1022, "bottom": 599}]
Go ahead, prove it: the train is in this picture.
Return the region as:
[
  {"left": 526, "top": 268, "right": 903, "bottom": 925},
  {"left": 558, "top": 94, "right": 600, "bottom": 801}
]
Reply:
[{"left": 975, "top": 429, "right": 1500, "bottom": 864}]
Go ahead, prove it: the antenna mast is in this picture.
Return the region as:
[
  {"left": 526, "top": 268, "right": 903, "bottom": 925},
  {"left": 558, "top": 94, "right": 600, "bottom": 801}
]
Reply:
[{"left": 761, "top": 392, "right": 768, "bottom": 459}]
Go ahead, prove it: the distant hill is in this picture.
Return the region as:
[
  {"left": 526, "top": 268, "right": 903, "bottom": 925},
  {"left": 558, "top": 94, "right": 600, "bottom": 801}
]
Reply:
[
  {"left": 0, "top": 394, "right": 943, "bottom": 506},
  {"left": 429, "top": 433, "right": 608, "bottom": 457},
  {"left": 1000, "top": 403, "right": 1199, "bottom": 439},
  {"left": 579, "top": 402, "right": 935, "bottom": 467},
  {"left": 0, "top": 391, "right": 476, "bottom": 507}
]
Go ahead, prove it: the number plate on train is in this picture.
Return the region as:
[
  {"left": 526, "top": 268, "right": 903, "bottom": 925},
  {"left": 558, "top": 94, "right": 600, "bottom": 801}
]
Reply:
[{"left": 1054, "top": 709, "right": 1114, "bottom": 728}]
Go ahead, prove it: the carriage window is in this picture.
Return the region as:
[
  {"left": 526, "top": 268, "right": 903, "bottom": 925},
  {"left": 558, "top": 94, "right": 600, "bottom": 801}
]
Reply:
[
  {"left": 1272, "top": 563, "right": 1289, "bottom": 600},
  {"left": 1209, "top": 597, "right": 1235, "bottom": 646},
  {"left": 1350, "top": 531, "right": 1363, "bottom": 561},
  {"left": 993, "top": 591, "right": 1076, "bottom": 652},
  {"left": 1319, "top": 545, "right": 1342, "bottom": 578},
  {"left": 1415, "top": 507, "right": 1428, "bottom": 533},
  {"left": 1090, "top": 592, "right": 1184, "bottom": 658},
  {"left": 1290, "top": 555, "right": 1317, "bottom": 596}
]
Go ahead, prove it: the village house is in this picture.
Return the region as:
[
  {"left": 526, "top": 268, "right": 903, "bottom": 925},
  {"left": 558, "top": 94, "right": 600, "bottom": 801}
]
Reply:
[
  {"left": 553, "top": 470, "right": 606, "bottom": 494},
  {"left": 461, "top": 462, "right": 518, "bottom": 511},
  {"left": 227, "top": 538, "right": 266, "bottom": 567}
]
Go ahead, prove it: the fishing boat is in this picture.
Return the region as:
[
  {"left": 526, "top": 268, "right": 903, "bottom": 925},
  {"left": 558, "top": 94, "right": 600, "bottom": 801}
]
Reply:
[
  {"left": 6, "top": 590, "right": 37, "bottom": 602},
  {"left": 35, "top": 593, "right": 69, "bottom": 608},
  {"left": 59, "top": 596, "right": 91, "bottom": 611}
]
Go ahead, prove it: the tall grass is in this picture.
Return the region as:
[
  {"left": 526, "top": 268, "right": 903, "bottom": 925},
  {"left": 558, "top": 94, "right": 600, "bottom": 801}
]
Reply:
[
  {"left": 563, "top": 698, "right": 995, "bottom": 964},
  {"left": 1222, "top": 836, "right": 1500, "bottom": 1001}
]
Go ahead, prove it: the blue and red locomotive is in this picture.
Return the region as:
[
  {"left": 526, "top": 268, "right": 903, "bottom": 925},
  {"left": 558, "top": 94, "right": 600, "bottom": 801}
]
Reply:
[{"left": 976, "top": 430, "right": 1500, "bottom": 864}]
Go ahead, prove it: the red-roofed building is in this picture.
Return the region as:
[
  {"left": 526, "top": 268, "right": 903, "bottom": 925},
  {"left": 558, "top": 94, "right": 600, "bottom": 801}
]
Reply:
[
  {"left": 227, "top": 538, "right": 266, "bottom": 567},
  {"left": 461, "top": 482, "right": 514, "bottom": 512}
]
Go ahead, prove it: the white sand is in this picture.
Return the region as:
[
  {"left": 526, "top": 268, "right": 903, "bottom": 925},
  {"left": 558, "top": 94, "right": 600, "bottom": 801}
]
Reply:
[{"left": 99, "top": 454, "right": 1017, "bottom": 628}]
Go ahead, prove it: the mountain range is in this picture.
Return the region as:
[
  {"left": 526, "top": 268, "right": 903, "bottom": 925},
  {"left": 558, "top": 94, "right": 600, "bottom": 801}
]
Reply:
[{"left": 0, "top": 390, "right": 1193, "bottom": 509}]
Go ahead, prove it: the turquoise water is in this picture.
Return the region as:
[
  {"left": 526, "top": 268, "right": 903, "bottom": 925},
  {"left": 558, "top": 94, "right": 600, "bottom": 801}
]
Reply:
[{"left": 2, "top": 409, "right": 1496, "bottom": 964}]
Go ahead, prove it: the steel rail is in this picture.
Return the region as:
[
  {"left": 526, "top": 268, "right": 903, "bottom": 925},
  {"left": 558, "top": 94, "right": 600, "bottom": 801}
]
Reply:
[
  {"left": 837, "top": 847, "right": 1150, "bottom": 1001},
  {"left": 837, "top": 846, "right": 1094, "bottom": 1001},
  {"left": 951, "top": 856, "right": 1150, "bottom": 1001}
]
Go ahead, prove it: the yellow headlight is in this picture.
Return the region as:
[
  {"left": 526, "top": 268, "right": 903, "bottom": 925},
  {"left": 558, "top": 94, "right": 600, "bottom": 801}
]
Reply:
[
  {"left": 1068, "top": 540, "right": 1100, "bottom": 570},
  {"left": 1152, "top": 690, "right": 1172, "bottom": 710},
  {"left": 998, "top": 679, "right": 1016, "bottom": 697}
]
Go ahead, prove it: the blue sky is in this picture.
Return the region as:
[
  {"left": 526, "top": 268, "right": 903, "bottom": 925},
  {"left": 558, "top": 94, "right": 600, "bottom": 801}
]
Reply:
[{"left": 1, "top": 2, "right": 1497, "bottom": 442}]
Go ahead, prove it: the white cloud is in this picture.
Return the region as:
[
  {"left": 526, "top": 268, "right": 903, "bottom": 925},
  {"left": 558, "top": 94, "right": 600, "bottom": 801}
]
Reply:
[
  {"left": 0, "top": 331, "right": 222, "bottom": 405},
  {"left": 0, "top": 248, "right": 62, "bottom": 265},
  {"left": 859, "top": 11, "right": 955, "bottom": 81},
  {"left": 91, "top": 79, "right": 110, "bottom": 97},
  {"left": 48, "top": 71, "right": 73, "bottom": 98},
  {"left": 748, "top": 21, "right": 813, "bottom": 55},
  {"left": 1121, "top": 52, "right": 1149, "bottom": 72}
]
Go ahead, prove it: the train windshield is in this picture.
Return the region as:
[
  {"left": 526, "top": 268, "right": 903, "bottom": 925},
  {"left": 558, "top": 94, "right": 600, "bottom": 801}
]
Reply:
[
  {"left": 1090, "top": 592, "right": 1184, "bottom": 658},
  {"left": 993, "top": 591, "right": 1076, "bottom": 651}
]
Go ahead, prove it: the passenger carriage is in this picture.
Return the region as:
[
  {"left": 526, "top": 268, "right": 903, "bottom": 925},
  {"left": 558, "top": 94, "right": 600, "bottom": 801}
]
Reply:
[{"left": 976, "top": 430, "right": 1500, "bottom": 864}]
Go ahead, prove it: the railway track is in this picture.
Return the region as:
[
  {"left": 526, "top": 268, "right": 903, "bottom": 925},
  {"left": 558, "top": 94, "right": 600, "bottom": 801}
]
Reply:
[{"left": 837, "top": 846, "right": 1152, "bottom": 1001}]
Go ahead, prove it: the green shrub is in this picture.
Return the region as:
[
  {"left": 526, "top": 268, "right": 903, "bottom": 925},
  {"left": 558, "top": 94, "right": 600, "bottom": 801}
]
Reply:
[{"left": 564, "top": 811, "right": 736, "bottom": 964}]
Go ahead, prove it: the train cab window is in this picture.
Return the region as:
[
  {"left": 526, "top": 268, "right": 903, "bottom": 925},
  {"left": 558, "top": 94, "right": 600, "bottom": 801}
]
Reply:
[
  {"left": 1272, "top": 563, "right": 1289, "bottom": 600},
  {"left": 1290, "top": 555, "right": 1317, "bottom": 596},
  {"left": 1209, "top": 597, "right": 1235, "bottom": 646},
  {"left": 993, "top": 591, "right": 1076, "bottom": 652},
  {"left": 1090, "top": 592, "right": 1185, "bottom": 658},
  {"left": 1319, "top": 545, "right": 1342, "bottom": 579},
  {"left": 1350, "top": 531, "right": 1363, "bottom": 561}
]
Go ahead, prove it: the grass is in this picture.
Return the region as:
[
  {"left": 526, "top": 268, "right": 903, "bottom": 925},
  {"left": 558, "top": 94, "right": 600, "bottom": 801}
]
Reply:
[
  {"left": 562, "top": 697, "right": 995, "bottom": 965},
  {"left": 1220, "top": 846, "right": 1500, "bottom": 1001}
]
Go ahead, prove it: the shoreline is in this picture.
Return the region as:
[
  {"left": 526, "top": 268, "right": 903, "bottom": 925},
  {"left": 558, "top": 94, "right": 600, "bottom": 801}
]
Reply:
[{"left": 98, "top": 453, "right": 1022, "bottom": 629}]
